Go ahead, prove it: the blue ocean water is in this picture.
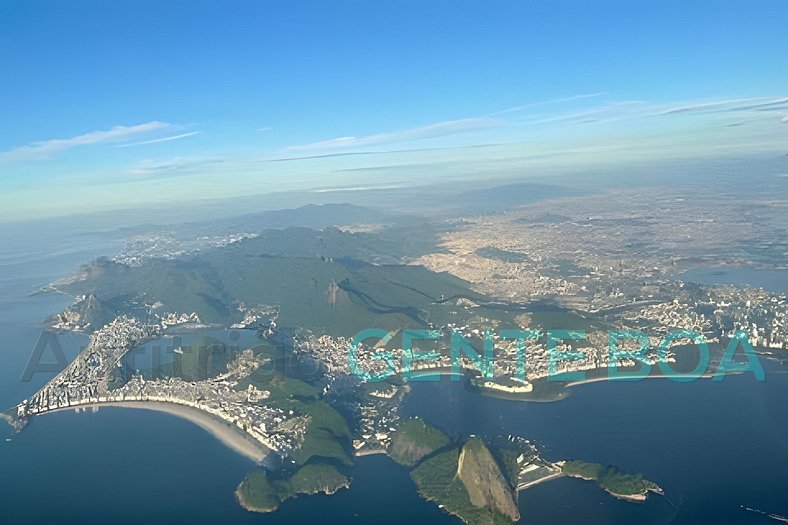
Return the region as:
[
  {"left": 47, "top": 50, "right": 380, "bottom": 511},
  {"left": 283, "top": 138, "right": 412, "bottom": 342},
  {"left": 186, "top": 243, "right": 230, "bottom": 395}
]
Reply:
[
  {"left": 402, "top": 370, "right": 788, "bottom": 524},
  {"left": 1, "top": 409, "right": 454, "bottom": 525}
]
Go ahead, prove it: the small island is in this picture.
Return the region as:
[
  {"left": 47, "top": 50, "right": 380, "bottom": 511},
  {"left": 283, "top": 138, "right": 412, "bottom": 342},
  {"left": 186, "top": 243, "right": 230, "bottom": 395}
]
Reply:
[
  {"left": 410, "top": 437, "right": 520, "bottom": 525},
  {"left": 236, "top": 463, "right": 350, "bottom": 513},
  {"left": 560, "top": 460, "right": 664, "bottom": 502},
  {"left": 384, "top": 418, "right": 665, "bottom": 525}
]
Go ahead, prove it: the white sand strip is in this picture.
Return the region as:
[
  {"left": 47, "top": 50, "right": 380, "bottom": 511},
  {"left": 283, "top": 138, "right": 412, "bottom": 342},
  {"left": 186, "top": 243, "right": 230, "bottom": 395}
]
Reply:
[{"left": 43, "top": 401, "right": 270, "bottom": 463}]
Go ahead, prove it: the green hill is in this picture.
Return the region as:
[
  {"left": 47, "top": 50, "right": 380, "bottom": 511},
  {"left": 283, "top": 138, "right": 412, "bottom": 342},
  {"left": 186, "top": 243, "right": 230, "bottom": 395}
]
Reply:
[
  {"left": 236, "top": 463, "right": 349, "bottom": 513},
  {"left": 52, "top": 226, "right": 483, "bottom": 337},
  {"left": 388, "top": 417, "right": 451, "bottom": 467},
  {"left": 561, "top": 460, "right": 663, "bottom": 500},
  {"left": 457, "top": 438, "right": 520, "bottom": 522},
  {"left": 410, "top": 437, "right": 520, "bottom": 525}
]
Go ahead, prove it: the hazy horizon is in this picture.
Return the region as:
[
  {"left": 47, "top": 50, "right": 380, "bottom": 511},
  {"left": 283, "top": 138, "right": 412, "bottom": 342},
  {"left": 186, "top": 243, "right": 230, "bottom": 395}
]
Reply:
[{"left": 2, "top": 1, "right": 787, "bottom": 221}]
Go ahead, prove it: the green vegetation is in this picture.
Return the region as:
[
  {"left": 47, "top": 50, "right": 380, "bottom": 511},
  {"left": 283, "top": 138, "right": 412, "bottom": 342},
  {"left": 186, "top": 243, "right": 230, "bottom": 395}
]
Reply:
[
  {"left": 236, "top": 463, "right": 349, "bottom": 513},
  {"left": 388, "top": 417, "right": 451, "bottom": 467},
  {"left": 288, "top": 400, "right": 353, "bottom": 466},
  {"left": 172, "top": 335, "right": 229, "bottom": 381},
  {"left": 62, "top": 257, "right": 233, "bottom": 325},
  {"left": 561, "top": 460, "right": 605, "bottom": 480},
  {"left": 526, "top": 303, "right": 603, "bottom": 332},
  {"left": 475, "top": 246, "right": 529, "bottom": 263},
  {"left": 457, "top": 438, "right": 520, "bottom": 522},
  {"left": 410, "top": 438, "right": 519, "bottom": 525},
  {"left": 517, "top": 464, "right": 558, "bottom": 487},
  {"left": 237, "top": 471, "right": 280, "bottom": 512},
  {"left": 235, "top": 367, "right": 320, "bottom": 402},
  {"left": 218, "top": 224, "right": 437, "bottom": 263},
  {"left": 54, "top": 227, "right": 484, "bottom": 336},
  {"left": 561, "top": 460, "right": 662, "bottom": 498},
  {"left": 497, "top": 448, "right": 521, "bottom": 487},
  {"left": 233, "top": 364, "right": 353, "bottom": 466},
  {"left": 475, "top": 376, "right": 570, "bottom": 402}
]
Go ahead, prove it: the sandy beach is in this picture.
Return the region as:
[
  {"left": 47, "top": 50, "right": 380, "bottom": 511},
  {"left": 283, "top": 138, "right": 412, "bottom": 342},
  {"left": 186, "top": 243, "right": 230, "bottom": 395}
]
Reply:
[
  {"left": 354, "top": 448, "right": 387, "bottom": 458},
  {"left": 516, "top": 472, "right": 564, "bottom": 491},
  {"left": 43, "top": 401, "right": 270, "bottom": 463}
]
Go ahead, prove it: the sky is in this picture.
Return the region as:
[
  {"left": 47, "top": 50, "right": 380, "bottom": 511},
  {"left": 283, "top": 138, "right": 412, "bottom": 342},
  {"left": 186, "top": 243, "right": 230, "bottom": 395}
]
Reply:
[{"left": 1, "top": 0, "right": 787, "bottom": 221}]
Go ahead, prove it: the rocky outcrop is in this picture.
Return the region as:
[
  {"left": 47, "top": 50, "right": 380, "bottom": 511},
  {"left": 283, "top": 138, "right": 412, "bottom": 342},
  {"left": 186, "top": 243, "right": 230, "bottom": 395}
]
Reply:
[{"left": 456, "top": 438, "right": 520, "bottom": 522}]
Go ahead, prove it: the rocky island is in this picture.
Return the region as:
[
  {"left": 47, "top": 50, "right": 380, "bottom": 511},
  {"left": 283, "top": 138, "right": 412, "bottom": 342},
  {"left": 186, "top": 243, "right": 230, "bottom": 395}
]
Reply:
[
  {"left": 385, "top": 418, "right": 664, "bottom": 524},
  {"left": 561, "top": 460, "right": 664, "bottom": 502},
  {"left": 236, "top": 463, "right": 350, "bottom": 513},
  {"left": 409, "top": 436, "right": 519, "bottom": 525}
]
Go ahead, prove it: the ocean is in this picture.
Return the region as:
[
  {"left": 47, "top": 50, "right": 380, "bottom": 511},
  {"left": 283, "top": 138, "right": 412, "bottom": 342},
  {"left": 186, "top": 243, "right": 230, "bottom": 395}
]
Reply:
[{"left": 402, "top": 369, "right": 788, "bottom": 524}]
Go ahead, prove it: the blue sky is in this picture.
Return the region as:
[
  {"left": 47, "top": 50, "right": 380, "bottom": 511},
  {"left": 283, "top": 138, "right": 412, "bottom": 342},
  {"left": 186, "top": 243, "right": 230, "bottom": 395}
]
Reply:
[{"left": 1, "top": 1, "right": 787, "bottom": 221}]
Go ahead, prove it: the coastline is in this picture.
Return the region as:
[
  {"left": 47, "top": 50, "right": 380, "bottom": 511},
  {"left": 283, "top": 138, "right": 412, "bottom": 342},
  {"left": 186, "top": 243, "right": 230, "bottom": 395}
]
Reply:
[
  {"left": 235, "top": 485, "right": 277, "bottom": 514},
  {"left": 42, "top": 401, "right": 269, "bottom": 463},
  {"left": 561, "top": 471, "right": 663, "bottom": 502},
  {"left": 234, "top": 468, "right": 351, "bottom": 514},
  {"left": 0, "top": 413, "right": 13, "bottom": 426},
  {"left": 354, "top": 448, "right": 387, "bottom": 458},
  {"left": 604, "top": 488, "right": 646, "bottom": 502},
  {"left": 564, "top": 371, "right": 716, "bottom": 389},
  {"left": 604, "top": 484, "right": 664, "bottom": 502}
]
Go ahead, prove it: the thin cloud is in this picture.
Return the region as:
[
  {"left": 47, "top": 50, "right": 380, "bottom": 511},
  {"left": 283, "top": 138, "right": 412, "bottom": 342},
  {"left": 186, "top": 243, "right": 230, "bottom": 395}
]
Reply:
[
  {"left": 119, "top": 131, "right": 201, "bottom": 148},
  {"left": 256, "top": 126, "right": 274, "bottom": 132},
  {"left": 284, "top": 94, "right": 788, "bottom": 155},
  {"left": 735, "top": 98, "right": 788, "bottom": 112},
  {"left": 488, "top": 92, "right": 608, "bottom": 117},
  {"left": 524, "top": 101, "right": 646, "bottom": 125},
  {"left": 287, "top": 117, "right": 501, "bottom": 151},
  {"left": 0, "top": 121, "right": 169, "bottom": 163},
  {"left": 312, "top": 184, "right": 407, "bottom": 193},
  {"left": 651, "top": 97, "right": 780, "bottom": 116},
  {"left": 126, "top": 156, "right": 225, "bottom": 177}
]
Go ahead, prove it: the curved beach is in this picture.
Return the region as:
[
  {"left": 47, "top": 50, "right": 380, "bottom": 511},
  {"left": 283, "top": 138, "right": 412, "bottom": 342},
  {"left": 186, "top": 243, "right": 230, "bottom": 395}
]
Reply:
[{"left": 43, "top": 401, "right": 270, "bottom": 463}]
